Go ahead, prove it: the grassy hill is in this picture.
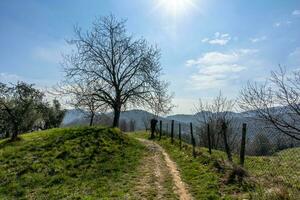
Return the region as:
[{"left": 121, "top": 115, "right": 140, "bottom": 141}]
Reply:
[{"left": 0, "top": 127, "right": 145, "bottom": 199}]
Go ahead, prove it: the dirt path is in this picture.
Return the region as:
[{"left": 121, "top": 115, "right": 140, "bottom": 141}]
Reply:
[{"left": 130, "top": 138, "right": 192, "bottom": 200}]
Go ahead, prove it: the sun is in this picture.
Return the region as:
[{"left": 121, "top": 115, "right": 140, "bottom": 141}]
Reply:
[{"left": 155, "top": 0, "right": 196, "bottom": 17}]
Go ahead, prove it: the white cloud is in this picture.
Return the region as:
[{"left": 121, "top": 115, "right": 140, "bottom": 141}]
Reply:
[
  {"left": 250, "top": 36, "right": 267, "bottom": 43},
  {"left": 186, "top": 51, "right": 239, "bottom": 66},
  {"left": 201, "top": 32, "right": 231, "bottom": 46},
  {"left": 186, "top": 49, "right": 258, "bottom": 67},
  {"left": 292, "top": 10, "right": 300, "bottom": 16},
  {"left": 200, "top": 64, "right": 245, "bottom": 75},
  {"left": 208, "top": 39, "right": 228, "bottom": 45},
  {"left": 186, "top": 49, "right": 257, "bottom": 90}
]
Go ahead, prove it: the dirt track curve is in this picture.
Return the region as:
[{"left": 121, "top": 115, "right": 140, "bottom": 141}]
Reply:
[{"left": 135, "top": 138, "right": 193, "bottom": 200}]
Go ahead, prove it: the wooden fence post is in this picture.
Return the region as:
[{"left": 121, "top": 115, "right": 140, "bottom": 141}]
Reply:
[
  {"left": 190, "top": 122, "right": 196, "bottom": 158},
  {"left": 171, "top": 120, "right": 174, "bottom": 144},
  {"left": 222, "top": 122, "right": 232, "bottom": 162},
  {"left": 240, "top": 123, "right": 247, "bottom": 166},
  {"left": 159, "top": 120, "right": 162, "bottom": 140},
  {"left": 207, "top": 124, "right": 212, "bottom": 154},
  {"left": 166, "top": 123, "right": 169, "bottom": 135},
  {"left": 179, "top": 123, "right": 182, "bottom": 150}
]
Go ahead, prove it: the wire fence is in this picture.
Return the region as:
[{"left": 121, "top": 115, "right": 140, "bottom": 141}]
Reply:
[{"left": 156, "top": 119, "right": 300, "bottom": 199}]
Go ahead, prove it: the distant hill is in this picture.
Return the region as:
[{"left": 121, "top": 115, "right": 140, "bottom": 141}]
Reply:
[
  {"left": 62, "top": 109, "right": 85, "bottom": 125},
  {"left": 166, "top": 114, "right": 197, "bottom": 124},
  {"left": 61, "top": 109, "right": 259, "bottom": 136},
  {"left": 61, "top": 108, "right": 299, "bottom": 145},
  {"left": 62, "top": 109, "right": 164, "bottom": 130}
]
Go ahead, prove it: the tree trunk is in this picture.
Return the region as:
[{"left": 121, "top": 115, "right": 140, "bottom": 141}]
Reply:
[
  {"left": 190, "top": 122, "right": 196, "bottom": 158},
  {"left": 222, "top": 122, "right": 232, "bottom": 162},
  {"left": 240, "top": 123, "right": 247, "bottom": 166},
  {"left": 112, "top": 106, "right": 121, "bottom": 127},
  {"left": 5, "top": 131, "right": 10, "bottom": 138},
  {"left": 89, "top": 112, "right": 95, "bottom": 126},
  {"left": 11, "top": 130, "right": 18, "bottom": 141},
  {"left": 171, "top": 120, "right": 174, "bottom": 144},
  {"left": 159, "top": 120, "right": 162, "bottom": 140},
  {"left": 207, "top": 124, "right": 212, "bottom": 154},
  {"left": 179, "top": 123, "right": 182, "bottom": 150}
]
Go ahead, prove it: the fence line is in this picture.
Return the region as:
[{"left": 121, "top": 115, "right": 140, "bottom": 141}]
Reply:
[{"left": 155, "top": 119, "right": 299, "bottom": 199}]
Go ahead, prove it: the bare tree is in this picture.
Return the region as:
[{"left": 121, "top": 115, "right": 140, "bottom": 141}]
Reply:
[
  {"left": 142, "top": 113, "right": 152, "bottom": 131},
  {"left": 194, "top": 92, "right": 237, "bottom": 160},
  {"left": 62, "top": 15, "right": 165, "bottom": 127},
  {"left": 148, "top": 81, "right": 174, "bottom": 117},
  {"left": 65, "top": 81, "right": 107, "bottom": 126},
  {"left": 240, "top": 66, "right": 300, "bottom": 141}
]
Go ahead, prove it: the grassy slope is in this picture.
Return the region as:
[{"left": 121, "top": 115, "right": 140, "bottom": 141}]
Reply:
[
  {"left": 132, "top": 132, "right": 299, "bottom": 200},
  {"left": 0, "top": 127, "right": 145, "bottom": 199},
  {"left": 245, "top": 147, "right": 300, "bottom": 199}
]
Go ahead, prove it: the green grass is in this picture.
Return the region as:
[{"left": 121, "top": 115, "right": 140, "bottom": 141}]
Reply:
[
  {"left": 131, "top": 132, "right": 255, "bottom": 200},
  {"left": 245, "top": 148, "right": 300, "bottom": 199},
  {"left": 132, "top": 131, "right": 299, "bottom": 200},
  {"left": 0, "top": 127, "right": 145, "bottom": 199}
]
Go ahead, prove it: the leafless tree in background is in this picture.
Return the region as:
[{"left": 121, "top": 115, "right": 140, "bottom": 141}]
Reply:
[
  {"left": 148, "top": 81, "right": 174, "bottom": 117},
  {"left": 240, "top": 66, "right": 300, "bottom": 141},
  {"left": 66, "top": 81, "right": 107, "bottom": 126},
  {"left": 194, "top": 92, "right": 238, "bottom": 159},
  {"left": 62, "top": 15, "right": 167, "bottom": 127},
  {"left": 142, "top": 113, "right": 152, "bottom": 131}
]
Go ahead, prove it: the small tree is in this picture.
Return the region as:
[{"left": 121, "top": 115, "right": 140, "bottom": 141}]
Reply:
[
  {"left": 142, "top": 113, "right": 152, "bottom": 131},
  {"left": 148, "top": 81, "right": 174, "bottom": 117},
  {"left": 63, "top": 81, "right": 107, "bottom": 126}
]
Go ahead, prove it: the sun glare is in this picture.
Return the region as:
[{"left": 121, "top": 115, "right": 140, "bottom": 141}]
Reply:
[{"left": 155, "top": 0, "right": 196, "bottom": 17}]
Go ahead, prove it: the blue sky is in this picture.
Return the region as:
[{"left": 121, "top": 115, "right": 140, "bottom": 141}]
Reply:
[{"left": 0, "top": 0, "right": 300, "bottom": 114}]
